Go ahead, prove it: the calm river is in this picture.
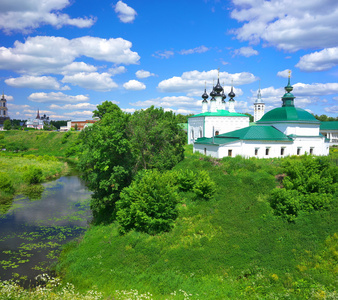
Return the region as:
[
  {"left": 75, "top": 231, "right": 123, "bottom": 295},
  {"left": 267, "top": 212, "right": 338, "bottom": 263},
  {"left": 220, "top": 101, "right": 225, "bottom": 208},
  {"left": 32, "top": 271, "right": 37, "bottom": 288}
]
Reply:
[{"left": 0, "top": 176, "right": 92, "bottom": 285}]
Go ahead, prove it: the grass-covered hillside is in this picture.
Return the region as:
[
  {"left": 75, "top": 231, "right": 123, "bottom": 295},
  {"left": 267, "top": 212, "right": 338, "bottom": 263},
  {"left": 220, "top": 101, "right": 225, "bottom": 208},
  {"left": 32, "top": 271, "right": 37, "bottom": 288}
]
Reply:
[
  {"left": 0, "top": 130, "right": 78, "bottom": 207},
  {"left": 54, "top": 147, "right": 337, "bottom": 299},
  {"left": 0, "top": 130, "right": 79, "bottom": 156}
]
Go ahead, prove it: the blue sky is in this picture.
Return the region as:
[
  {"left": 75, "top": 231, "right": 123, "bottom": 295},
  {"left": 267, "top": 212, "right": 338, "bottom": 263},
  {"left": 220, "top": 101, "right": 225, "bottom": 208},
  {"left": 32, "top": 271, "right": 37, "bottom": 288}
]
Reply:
[{"left": 1, "top": 0, "right": 338, "bottom": 120}]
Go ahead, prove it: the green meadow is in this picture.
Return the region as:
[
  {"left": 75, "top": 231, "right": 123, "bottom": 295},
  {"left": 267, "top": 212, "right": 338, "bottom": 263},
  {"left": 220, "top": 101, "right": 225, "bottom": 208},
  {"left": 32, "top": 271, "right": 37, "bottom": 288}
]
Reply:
[
  {"left": 0, "top": 130, "right": 79, "bottom": 156},
  {"left": 0, "top": 130, "right": 337, "bottom": 299},
  {"left": 0, "top": 130, "right": 78, "bottom": 211},
  {"left": 52, "top": 146, "right": 337, "bottom": 299}
]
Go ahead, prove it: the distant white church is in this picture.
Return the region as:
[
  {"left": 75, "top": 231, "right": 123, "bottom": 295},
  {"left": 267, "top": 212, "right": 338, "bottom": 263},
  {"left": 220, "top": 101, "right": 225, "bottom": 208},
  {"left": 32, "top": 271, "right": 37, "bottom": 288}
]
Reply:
[
  {"left": 188, "top": 79, "right": 250, "bottom": 144},
  {"left": 189, "top": 76, "right": 329, "bottom": 158}
]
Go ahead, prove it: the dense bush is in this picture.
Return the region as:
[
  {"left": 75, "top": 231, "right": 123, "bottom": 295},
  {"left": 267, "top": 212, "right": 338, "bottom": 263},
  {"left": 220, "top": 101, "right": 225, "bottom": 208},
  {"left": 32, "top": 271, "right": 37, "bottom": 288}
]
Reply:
[
  {"left": 193, "top": 170, "right": 216, "bottom": 200},
  {"left": 269, "top": 155, "right": 337, "bottom": 221},
  {"left": 61, "top": 131, "right": 72, "bottom": 144},
  {"left": 0, "top": 172, "right": 14, "bottom": 193},
  {"left": 116, "top": 169, "right": 180, "bottom": 235},
  {"left": 23, "top": 166, "right": 43, "bottom": 184},
  {"left": 175, "top": 169, "right": 196, "bottom": 191},
  {"left": 5, "top": 143, "right": 28, "bottom": 152}
]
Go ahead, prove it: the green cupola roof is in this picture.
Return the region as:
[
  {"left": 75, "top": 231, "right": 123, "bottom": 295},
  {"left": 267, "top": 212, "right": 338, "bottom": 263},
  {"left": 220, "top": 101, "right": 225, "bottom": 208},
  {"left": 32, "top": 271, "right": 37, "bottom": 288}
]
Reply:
[
  {"left": 257, "top": 75, "right": 319, "bottom": 124},
  {"left": 282, "top": 76, "right": 295, "bottom": 107}
]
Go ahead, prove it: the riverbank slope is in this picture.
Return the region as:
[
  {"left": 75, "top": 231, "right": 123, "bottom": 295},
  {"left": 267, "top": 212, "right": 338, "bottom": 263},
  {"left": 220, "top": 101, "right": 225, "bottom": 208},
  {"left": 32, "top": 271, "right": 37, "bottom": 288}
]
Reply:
[{"left": 55, "top": 147, "right": 338, "bottom": 299}]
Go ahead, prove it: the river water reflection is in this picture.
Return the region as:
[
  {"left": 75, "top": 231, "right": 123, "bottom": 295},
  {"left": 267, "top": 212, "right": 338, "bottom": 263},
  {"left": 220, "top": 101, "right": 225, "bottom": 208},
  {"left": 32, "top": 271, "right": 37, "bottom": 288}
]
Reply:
[{"left": 0, "top": 176, "right": 92, "bottom": 284}]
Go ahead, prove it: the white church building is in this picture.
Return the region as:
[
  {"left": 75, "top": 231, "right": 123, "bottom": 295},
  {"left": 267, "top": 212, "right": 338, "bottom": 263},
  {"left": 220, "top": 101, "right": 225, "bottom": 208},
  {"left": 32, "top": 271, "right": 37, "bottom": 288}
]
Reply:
[
  {"left": 188, "top": 79, "right": 250, "bottom": 144},
  {"left": 191, "top": 77, "right": 329, "bottom": 158}
]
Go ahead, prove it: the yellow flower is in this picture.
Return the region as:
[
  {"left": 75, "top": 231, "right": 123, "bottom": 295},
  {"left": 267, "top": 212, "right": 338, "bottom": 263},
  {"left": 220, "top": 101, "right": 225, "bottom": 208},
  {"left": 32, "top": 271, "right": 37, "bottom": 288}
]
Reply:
[{"left": 271, "top": 273, "right": 279, "bottom": 281}]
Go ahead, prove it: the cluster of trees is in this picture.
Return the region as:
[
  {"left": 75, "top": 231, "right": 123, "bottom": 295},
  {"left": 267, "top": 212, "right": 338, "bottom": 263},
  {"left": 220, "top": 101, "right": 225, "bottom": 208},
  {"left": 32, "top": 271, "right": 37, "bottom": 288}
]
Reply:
[
  {"left": 269, "top": 155, "right": 338, "bottom": 221},
  {"left": 77, "top": 102, "right": 187, "bottom": 225},
  {"left": 313, "top": 114, "right": 338, "bottom": 122}
]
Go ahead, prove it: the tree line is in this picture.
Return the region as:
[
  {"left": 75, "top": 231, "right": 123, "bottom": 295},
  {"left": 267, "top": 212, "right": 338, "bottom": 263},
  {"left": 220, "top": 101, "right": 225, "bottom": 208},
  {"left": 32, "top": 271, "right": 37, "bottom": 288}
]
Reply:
[{"left": 77, "top": 101, "right": 187, "bottom": 225}]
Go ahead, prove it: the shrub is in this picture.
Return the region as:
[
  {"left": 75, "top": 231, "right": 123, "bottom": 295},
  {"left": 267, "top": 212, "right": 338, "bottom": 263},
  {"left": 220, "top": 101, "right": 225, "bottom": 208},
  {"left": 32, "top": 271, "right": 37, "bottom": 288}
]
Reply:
[
  {"left": 175, "top": 169, "right": 196, "bottom": 191},
  {"left": 269, "top": 155, "right": 337, "bottom": 221},
  {"left": 193, "top": 170, "right": 216, "bottom": 200},
  {"left": 0, "top": 172, "right": 14, "bottom": 193},
  {"left": 61, "top": 131, "right": 72, "bottom": 144},
  {"left": 23, "top": 166, "right": 43, "bottom": 184},
  {"left": 269, "top": 188, "right": 302, "bottom": 222},
  {"left": 116, "top": 169, "right": 180, "bottom": 235}
]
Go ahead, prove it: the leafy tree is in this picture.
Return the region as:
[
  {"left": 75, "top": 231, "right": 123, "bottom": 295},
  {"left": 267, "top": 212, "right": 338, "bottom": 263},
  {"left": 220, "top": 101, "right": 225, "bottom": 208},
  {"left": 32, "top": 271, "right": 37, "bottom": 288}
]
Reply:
[
  {"left": 127, "top": 106, "right": 186, "bottom": 172},
  {"left": 43, "top": 123, "right": 57, "bottom": 131},
  {"left": 74, "top": 123, "right": 78, "bottom": 131},
  {"left": 116, "top": 169, "right": 180, "bottom": 235},
  {"left": 78, "top": 105, "right": 134, "bottom": 224},
  {"left": 269, "top": 155, "right": 337, "bottom": 221},
  {"left": 10, "top": 119, "right": 25, "bottom": 129},
  {"left": 176, "top": 113, "right": 194, "bottom": 124},
  {"left": 92, "top": 100, "right": 119, "bottom": 119},
  {"left": 50, "top": 120, "right": 68, "bottom": 129},
  {"left": 3, "top": 119, "right": 11, "bottom": 130},
  {"left": 244, "top": 113, "right": 254, "bottom": 122},
  {"left": 78, "top": 104, "right": 186, "bottom": 224},
  {"left": 313, "top": 114, "right": 338, "bottom": 122}
]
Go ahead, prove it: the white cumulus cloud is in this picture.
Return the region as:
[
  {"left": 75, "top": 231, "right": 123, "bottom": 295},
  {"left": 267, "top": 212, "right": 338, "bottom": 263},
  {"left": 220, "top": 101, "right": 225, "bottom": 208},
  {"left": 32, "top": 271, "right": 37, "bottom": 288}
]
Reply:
[
  {"left": 231, "top": 0, "right": 338, "bottom": 52},
  {"left": 179, "top": 46, "right": 210, "bottom": 55},
  {"left": 109, "top": 66, "right": 127, "bottom": 76},
  {"left": 296, "top": 47, "right": 338, "bottom": 71},
  {"left": 49, "top": 103, "right": 97, "bottom": 110},
  {"left": 61, "top": 62, "right": 97, "bottom": 75},
  {"left": 135, "top": 70, "right": 155, "bottom": 79},
  {"left": 233, "top": 46, "right": 258, "bottom": 57},
  {"left": 131, "top": 96, "right": 199, "bottom": 108},
  {"left": 0, "top": 0, "right": 95, "bottom": 33},
  {"left": 63, "top": 111, "right": 94, "bottom": 118},
  {"left": 5, "top": 75, "right": 69, "bottom": 90},
  {"left": 28, "top": 92, "right": 89, "bottom": 103},
  {"left": 0, "top": 36, "right": 140, "bottom": 75},
  {"left": 152, "top": 50, "right": 174, "bottom": 59},
  {"left": 324, "top": 106, "right": 338, "bottom": 114},
  {"left": 158, "top": 69, "right": 257, "bottom": 93},
  {"left": 123, "top": 80, "right": 146, "bottom": 90},
  {"left": 277, "top": 69, "right": 292, "bottom": 78},
  {"left": 62, "top": 72, "right": 118, "bottom": 91},
  {"left": 114, "top": 1, "right": 137, "bottom": 23}
]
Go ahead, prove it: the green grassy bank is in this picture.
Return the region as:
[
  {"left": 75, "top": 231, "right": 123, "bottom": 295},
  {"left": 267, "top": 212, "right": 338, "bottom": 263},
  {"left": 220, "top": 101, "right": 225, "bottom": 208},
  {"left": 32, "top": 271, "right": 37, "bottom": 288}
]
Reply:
[
  {"left": 51, "top": 148, "right": 337, "bottom": 299},
  {"left": 0, "top": 130, "right": 79, "bottom": 156},
  {"left": 0, "top": 130, "right": 79, "bottom": 207}
]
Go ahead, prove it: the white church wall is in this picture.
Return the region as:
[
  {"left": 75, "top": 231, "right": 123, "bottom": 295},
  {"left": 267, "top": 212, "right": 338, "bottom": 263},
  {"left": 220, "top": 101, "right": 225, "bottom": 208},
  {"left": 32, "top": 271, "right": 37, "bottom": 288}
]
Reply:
[
  {"left": 204, "top": 117, "right": 249, "bottom": 138},
  {"left": 193, "top": 136, "right": 329, "bottom": 159},
  {"left": 188, "top": 117, "right": 204, "bottom": 144},
  {"left": 193, "top": 143, "right": 220, "bottom": 158},
  {"left": 188, "top": 116, "right": 249, "bottom": 144},
  {"left": 291, "top": 137, "right": 329, "bottom": 156},
  {"left": 272, "top": 123, "right": 319, "bottom": 136}
]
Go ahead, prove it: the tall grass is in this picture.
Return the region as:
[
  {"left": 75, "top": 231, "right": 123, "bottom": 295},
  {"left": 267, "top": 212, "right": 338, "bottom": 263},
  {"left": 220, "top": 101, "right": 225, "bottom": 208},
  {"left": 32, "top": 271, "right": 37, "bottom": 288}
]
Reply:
[
  {"left": 54, "top": 146, "right": 337, "bottom": 299},
  {"left": 0, "top": 154, "right": 69, "bottom": 206},
  {"left": 0, "top": 130, "right": 79, "bottom": 156}
]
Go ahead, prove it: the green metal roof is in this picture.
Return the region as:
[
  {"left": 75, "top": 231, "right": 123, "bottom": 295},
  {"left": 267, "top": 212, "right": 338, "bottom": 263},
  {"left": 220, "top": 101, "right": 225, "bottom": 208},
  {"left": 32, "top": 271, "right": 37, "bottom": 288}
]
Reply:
[
  {"left": 195, "top": 126, "right": 292, "bottom": 145},
  {"left": 189, "top": 109, "right": 248, "bottom": 118},
  {"left": 320, "top": 121, "right": 338, "bottom": 130},
  {"left": 257, "top": 106, "right": 319, "bottom": 124}
]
